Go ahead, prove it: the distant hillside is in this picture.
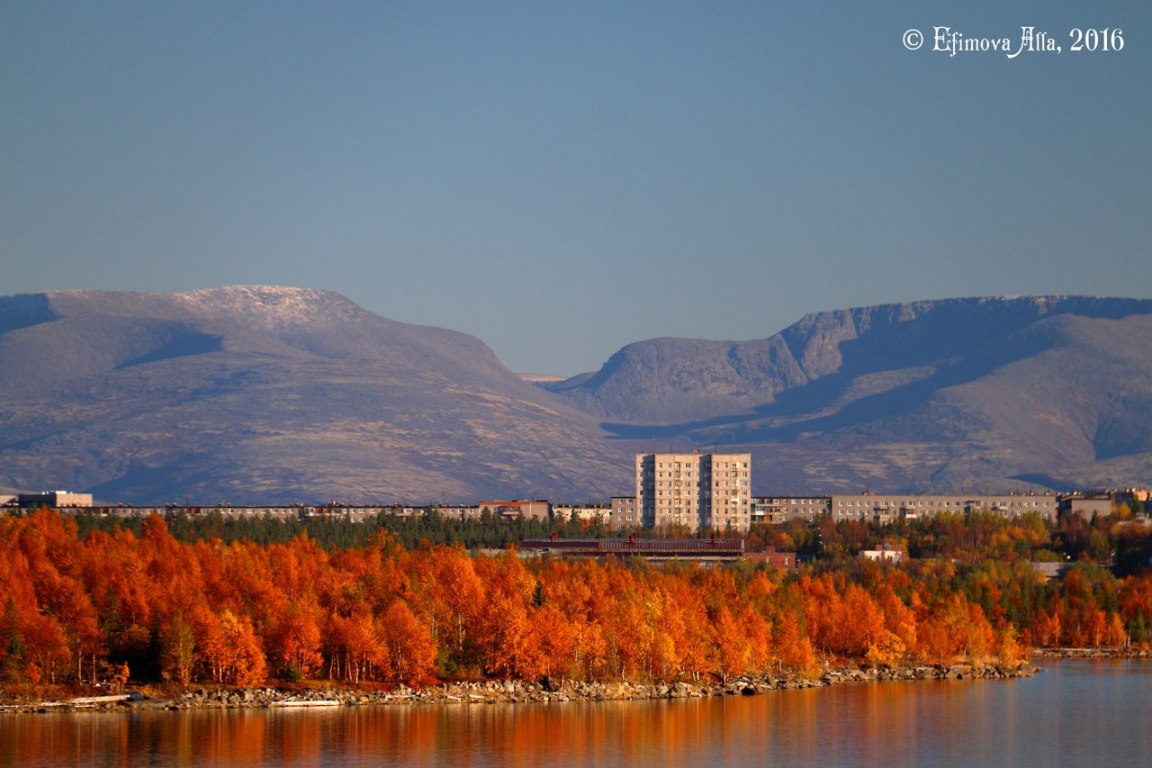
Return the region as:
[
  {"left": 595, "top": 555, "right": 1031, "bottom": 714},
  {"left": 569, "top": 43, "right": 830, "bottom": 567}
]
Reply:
[
  {"left": 3, "top": 289, "right": 1150, "bottom": 502},
  {"left": 547, "top": 297, "right": 1152, "bottom": 494},
  {"left": 0, "top": 287, "right": 628, "bottom": 504}
]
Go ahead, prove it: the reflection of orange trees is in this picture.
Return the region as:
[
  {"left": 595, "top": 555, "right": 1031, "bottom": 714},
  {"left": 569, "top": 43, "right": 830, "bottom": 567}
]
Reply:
[
  {"left": 0, "top": 694, "right": 894, "bottom": 767},
  {"left": 277, "top": 708, "right": 325, "bottom": 766},
  {"left": 7, "top": 509, "right": 1152, "bottom": 690},
  {"left": 198, "top": 710, "right": 270, "bottom": 767}
]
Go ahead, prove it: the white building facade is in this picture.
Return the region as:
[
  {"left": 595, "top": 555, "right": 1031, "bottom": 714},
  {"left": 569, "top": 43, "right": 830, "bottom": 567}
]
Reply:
[{"left": 635, "top": 452, "right": 752, "bottom": 532}]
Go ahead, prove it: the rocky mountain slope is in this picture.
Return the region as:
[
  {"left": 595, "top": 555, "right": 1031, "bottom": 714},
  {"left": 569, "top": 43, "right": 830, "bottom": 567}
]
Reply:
[
  {"left": 2, "top": 290, "right": 1150, "bottom": 502},
  {"left": 0, "top": 287, "right": 627, "bottom": 504},
  {"left": 547, "top": 297, "right": 1152, "bottom": 493}
]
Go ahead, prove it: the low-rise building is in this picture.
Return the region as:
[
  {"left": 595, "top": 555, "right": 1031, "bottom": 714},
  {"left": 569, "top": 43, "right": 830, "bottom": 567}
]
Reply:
[
  {"left": 18, "top": 491, "right": 93, "bottom": 508},
  {"left": 477, "top": 500, "right": 551, "bottom": 521},
  {"left": 552, "top": 503, "right": 612, "bottom": 523},
  {"left": 432, "top": 505, "right": 484, "bottom": 521},
  {"left": 752, "top": 496, "right": 830, "bottom": 524},
  {"left": 745, "top": 546, "right": 798, "bottom": 570},
  {"left": 1058, "top": 495, "right": 1114, "bottom": 520},
  {"left": 610, "top": 496, "right": 639, "bottom": 529},
  {"left": 1031, "top": 561, "right": 1068, "bottom": 581},
  {"left": 860, "top": 544, "right": 904, "bottom": 564},
  {"left": 831, "top": 493, "right": 1057, "bottom": 521}
]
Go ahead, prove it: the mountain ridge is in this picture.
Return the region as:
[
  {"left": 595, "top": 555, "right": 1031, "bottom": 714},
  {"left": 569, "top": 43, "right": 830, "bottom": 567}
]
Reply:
[
  {"left": 0, "top": 287, "right": 627, "bottom": 503},
  {"left": 2, "top": 289, "right": 1150, "bottom": 502},
  {"left": 545, "top": 295, "right": 1152, "bottom": 495},
  {"left": 546, "top": 295, "right": 1152, "bottom": 424}
]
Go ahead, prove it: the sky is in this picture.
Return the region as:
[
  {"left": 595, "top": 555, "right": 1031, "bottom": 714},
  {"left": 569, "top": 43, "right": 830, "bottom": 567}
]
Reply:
[{"left": 2, "top": 1, "right": 1149, "bottom": 376}]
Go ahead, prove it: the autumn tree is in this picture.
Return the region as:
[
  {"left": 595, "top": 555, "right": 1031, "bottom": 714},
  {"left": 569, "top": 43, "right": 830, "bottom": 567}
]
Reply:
[
  {"left": 266, "top": 599, "right": 324, "bottom": 681},
  {"left": 161, "top": 611, "right": 197, "bottom": 688},
  {"left": 327, "top": 611, "right": 388, "bottom": 683},
  {"left": 380, "top": 601, "right": 437, "bottom": 687},
  {"left": 21, "top": 612, "right": 72, "bottom": 684}
]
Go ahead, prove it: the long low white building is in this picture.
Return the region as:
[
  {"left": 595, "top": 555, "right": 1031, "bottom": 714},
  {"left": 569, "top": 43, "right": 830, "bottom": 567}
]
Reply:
[
  {"left": 829, "top": 493, "right": 1058, "bottom": 521},
  {"left": 750, "top": 492, "right": 1060, "bottom": 524}
]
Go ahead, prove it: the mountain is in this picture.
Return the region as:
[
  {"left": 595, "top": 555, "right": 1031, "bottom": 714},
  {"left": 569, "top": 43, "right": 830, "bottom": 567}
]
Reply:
[
  {"left": 2, "top": 289, "right": 1150, "bottom": 503},
  {"left": 547, "top": 297, "right": 1152, "bottom": 493},
  {"left": 0, "top": 287, "right": 628, "bottom": 504}
]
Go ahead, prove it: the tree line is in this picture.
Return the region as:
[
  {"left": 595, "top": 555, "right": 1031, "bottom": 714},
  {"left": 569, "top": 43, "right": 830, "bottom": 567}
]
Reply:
[
  {"left": 72, "top": 509, "right": 616, "bottom": 552},
  {"left": 3, "top": 509, "right": 1151, "bottom": 691}
]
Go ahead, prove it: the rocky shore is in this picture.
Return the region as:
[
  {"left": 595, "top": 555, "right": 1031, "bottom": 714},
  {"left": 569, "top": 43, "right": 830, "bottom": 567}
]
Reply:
[
  {"left": 1032, "top": 647, "right": 1152, "bottom": 659},
  {"left": 0, "top": 663, "right": 1035, "bottom": 715}
]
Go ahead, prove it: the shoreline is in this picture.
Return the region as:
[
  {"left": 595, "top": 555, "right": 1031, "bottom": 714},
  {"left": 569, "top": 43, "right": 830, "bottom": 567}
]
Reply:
[
  {"left": 0, "top": 662, "right": 1036, "bottom": 715},
  {"left": 1031, "top": 647, "right": 1152, "bottom": 659}
]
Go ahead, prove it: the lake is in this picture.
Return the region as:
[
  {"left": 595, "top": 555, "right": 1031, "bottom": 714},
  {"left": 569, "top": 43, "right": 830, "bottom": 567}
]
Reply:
[{"left": 2, "top": 660, "right": 1149, "bottom": 767}]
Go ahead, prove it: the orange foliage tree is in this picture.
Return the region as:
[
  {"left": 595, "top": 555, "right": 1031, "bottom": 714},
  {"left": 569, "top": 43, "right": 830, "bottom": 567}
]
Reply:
[{"left": 3, "top": 509, "right": 1129, "bottom": 691}]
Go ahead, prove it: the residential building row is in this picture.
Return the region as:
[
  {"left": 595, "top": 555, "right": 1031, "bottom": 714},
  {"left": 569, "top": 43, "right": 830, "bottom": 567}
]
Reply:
[
  {"left": 4, "top": 469, "right": 1143, "bottom": 533},
  {"left": 752, "top": 492, "right": 1060, "bottom": 525},
  {"left": 617, "top": 490, "right": 1061, "bottom": 532},
  {"left": 627, "top": 453, "right": 1121, "bottom": 531}
]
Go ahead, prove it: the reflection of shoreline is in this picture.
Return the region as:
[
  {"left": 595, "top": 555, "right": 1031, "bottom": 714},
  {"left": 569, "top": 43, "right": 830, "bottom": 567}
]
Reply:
[
  {"left": 1, "top": 663, "right": 1035, "bottom": 715},
  {"left": 5, "top": 663, "right": 1146, "bottom": 768}
]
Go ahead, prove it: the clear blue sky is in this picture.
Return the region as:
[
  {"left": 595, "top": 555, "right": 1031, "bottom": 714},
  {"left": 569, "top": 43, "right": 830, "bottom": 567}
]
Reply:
[{"left": 3, "top": 1, "right": 1149, "bottom": 375}]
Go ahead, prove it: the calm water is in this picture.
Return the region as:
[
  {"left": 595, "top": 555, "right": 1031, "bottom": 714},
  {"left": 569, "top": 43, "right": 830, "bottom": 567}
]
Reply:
[{"left": 3, "top": 660, "right": 1149, "bottom": 767}]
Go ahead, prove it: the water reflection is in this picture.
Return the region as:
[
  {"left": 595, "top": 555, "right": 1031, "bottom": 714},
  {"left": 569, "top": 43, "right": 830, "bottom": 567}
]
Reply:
[{"left": 3, "top": 661, "right": 1151, "bottom": 768}]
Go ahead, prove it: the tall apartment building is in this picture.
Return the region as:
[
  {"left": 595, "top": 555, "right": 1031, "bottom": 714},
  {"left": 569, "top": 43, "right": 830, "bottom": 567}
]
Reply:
[{"left": 635, "top": 452, "right": 752, "bottom": 532}]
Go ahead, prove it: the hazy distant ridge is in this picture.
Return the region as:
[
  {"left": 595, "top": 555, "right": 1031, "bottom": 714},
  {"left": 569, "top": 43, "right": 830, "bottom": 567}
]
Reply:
[
  {"left": 0, "top": 287, "right": 626, "bottom": 504},
  {"left": 548, "top": 296, "right": 1152, "bottom": 493},
  {"left": 2, "top": 290, "right": 1150, "bottom": 502},
  {"left": 548, "top": 296, "right": 1152, "bottom": 421}
]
